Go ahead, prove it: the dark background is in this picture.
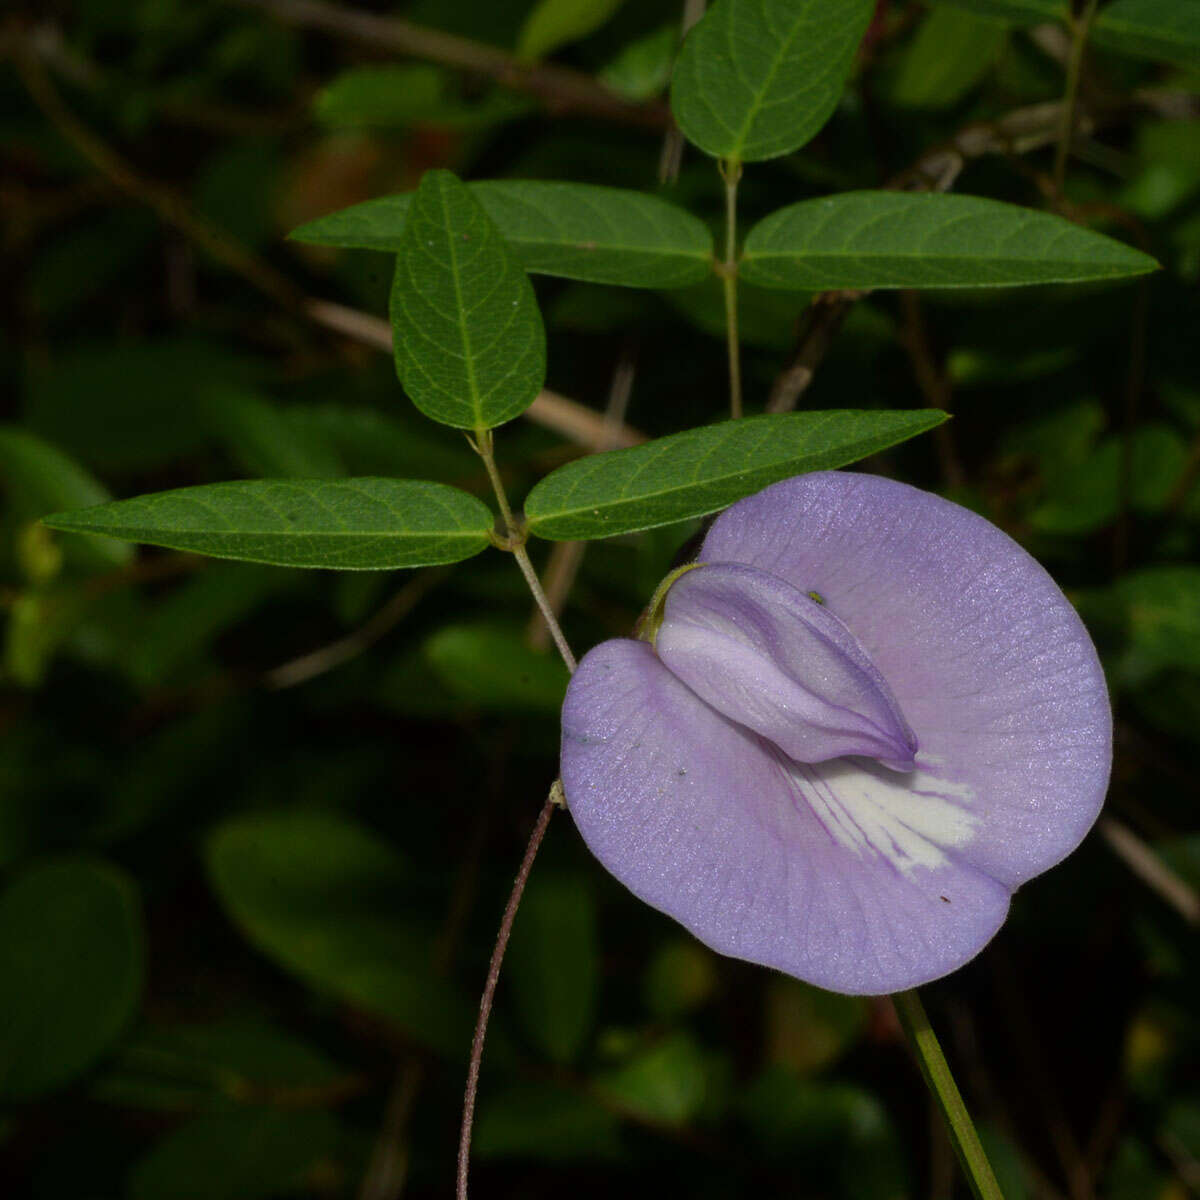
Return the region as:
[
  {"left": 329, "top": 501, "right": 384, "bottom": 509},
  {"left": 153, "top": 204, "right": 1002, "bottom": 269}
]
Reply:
[{"left": 1, "top": 1, "right": 1198, "bottom": 1197}]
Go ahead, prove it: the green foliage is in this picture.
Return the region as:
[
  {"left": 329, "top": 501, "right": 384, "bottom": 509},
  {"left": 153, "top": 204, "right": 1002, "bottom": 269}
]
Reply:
[
  {"left": 128, "top": 1110, "right": 344, "bottom": 1200},
  {"left": 6, "top": 0, "right": 1200, "bottom": 1195},
  {"left": 1092, "top": 0, "right": 1200, "bottom": 67},
  {"left": 293, "top": 180, "right": 714, "bottom": 288},
  {"left": 206, "top": 811, "right": 473, "bottom": 1054},
  {"left": 391, "top": 169, "right": 546, "bottom": 430},
  {"left": 670, "top": 0, "right": 876, "bottom": 162},
  {"left": 0, "top": 858, "right": 144, "bottom": 1100},
  {"left": 43, "top": 478, "right": 494, "bottom": 570},
  {"left": 891, "top": 7, "right": 1008, "bottom": 109},
  {"left": 740, "top": 192, "right": 1160, "bottom": 290},
  {"left": 517, "top": 0, "right": 628, "bottom": 61},
  {"left": 0, "top": 427, "right": 132, "bottom": 569},
  {"left": 96, "top": 1021, "right": 354, "bottom": 1112},
  {"left": 524, "top": 410, "right": 948, "bottom": 539},
  {"left": 506, "top": 872, "right": 598, "bottom": 1063},
  {"left": 424, "top": 622, "right": 569, "bottom": 712}
]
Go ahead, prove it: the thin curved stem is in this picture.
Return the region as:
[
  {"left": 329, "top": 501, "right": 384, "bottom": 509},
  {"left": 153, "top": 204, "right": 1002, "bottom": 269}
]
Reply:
[
  {"left": 456, "top": 794, "right": 556, "bottom": 1200},
  {"left": 1053, "top": 0, "right": 1100, "bottom": 202},
  {"left": 719, "top": 158, "right": 743, "bottom": 419},
  {"left": 892, "top": 989, "right": 1004, "bottom": 1200}
]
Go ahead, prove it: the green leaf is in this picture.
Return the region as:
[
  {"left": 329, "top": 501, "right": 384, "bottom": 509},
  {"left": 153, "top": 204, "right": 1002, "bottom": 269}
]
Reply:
[
  {"left": 314, "top": 64, "right": 530, "bottom": 130},
  {"left": 892, "top": 7, "right": 1008, "bottom": 109},
  {"left": 0, "top": 857, "right": 144, "bottom": 1100},
  {"left": 129, "top": 1110, "right": 342, "bottom": 1200},
  {"left": 523, "top": 410, "right": 947, "bottom": 540},
  {"left": 391, "top": 170, "right": 546, "bottom": 430},
  {"left": 925, "top": 0, "right": 1066, "bottom": 23},
  {"left": 597, "top": 1033, "right": 709, "bottom": 1125},
  {"left": 424, "top": 623, "right": 569, "bottom": 713},
  {"left": 475, "top": 1082, "right": 621, "bottom": 1162},
  {"left": 206, "top": 811, "right": 474, "bottom": 1054},
  {"left": 740, "top": 192, "right": 1160, "bottom": 290},
  {"left": 600, "top": 24, "right": 677, "bottom": 101},
  {"left": 506, "top": 873, "right": 597, "bottom": 1064},
  {"left": 292, "top": 180, "right": 714, "bottom": 288},
  {"left": 669, "top": 0, "right": 875, "bottom": 162},
  {"left": 0, "top": 427, "right": 132, "bottom": 570},
  {"left": 1112, "top": 566, "right": 1200, "bottom": 684},
  {"left": 1093, "top": 0, "right": 1200, "bottom": 68},
  {"left": 41, "top": 478, "right": 494, "bottom": 570},
  {"left": 518, "top": 0, "right": 627, "bottom": 61},
  {"left": 95, "top": 1021, "right": 354, "bottom": 1112},
  {"left": 201, "top": 388, "right": 346, "bottom": 479}
]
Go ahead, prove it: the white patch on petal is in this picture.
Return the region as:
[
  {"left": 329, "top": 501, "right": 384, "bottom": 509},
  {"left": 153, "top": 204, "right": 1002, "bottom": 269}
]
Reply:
[{"left": 779, "top": 752, "right": 977, "bottom": 876}]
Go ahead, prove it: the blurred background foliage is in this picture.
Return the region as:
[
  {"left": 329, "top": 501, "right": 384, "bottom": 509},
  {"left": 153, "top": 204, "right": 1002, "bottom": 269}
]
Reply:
[{"left": 1, "top": 0, "right": 1199, "bottom": 1197}]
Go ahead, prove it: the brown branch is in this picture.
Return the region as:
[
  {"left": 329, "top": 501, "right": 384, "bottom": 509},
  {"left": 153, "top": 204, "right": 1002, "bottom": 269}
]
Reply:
[
  {"left": 898, "top": 290, "right": 964, "bottom": 491},
  {"left": 765, "top": 292, "right": 856, "bottom": 414},
  {"left": 1099, "top": 817, "right": 1200, "bottom": 924},
  {"left": 456, "top": 792, "right": 557, "bottom": 1200},
  {"left": 10, "top": 42, "right": 643, "bottom": 455},
  {"left": 233, "top": 0, "right": 668, "bottom": 130},
  {"left": 264, "top": 569, "right": 444, "bottom": 690},
  {"left": 304, "top": 300, "right": 644, "bottom": 452},
  {"left": 527, "top": 344, "right": 637, "bottom": 650}
]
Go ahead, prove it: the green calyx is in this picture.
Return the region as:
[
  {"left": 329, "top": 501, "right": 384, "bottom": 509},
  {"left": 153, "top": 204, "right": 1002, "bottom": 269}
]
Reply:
[{"left": 635, "top": 562, "right": 704, "bottom": 646}]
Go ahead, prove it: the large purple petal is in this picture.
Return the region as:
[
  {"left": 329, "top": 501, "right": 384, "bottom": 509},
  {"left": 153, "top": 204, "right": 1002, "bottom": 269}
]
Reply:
[
  {"left": 561, "top": 639, "right": 1011, "bottom": 995},
  {"left": 698, "top": 471, "right": 1112, "bottom": 889},
  {"left": 656, "top": 562, "right": 918, "bottom": 771}
]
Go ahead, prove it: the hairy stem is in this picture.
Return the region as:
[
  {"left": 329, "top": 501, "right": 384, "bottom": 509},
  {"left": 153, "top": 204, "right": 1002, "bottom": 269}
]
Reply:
[
  {"left": 892, "top": 989, "right": 1004, "bottom": 1200},
  {"left": 1053, "top": 0, "right": 1100, "bottom": 202},
  {"left": 719, "top": 158, "right": 743, "bottom": 420},
  {"left": 456, "top": 794, "right": 556, "bottom": 1200}
]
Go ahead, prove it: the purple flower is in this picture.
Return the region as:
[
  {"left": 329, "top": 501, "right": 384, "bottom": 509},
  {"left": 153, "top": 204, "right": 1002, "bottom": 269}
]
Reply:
[{"left": 560, "top": 471, "right": 1111, "bottom": 995}]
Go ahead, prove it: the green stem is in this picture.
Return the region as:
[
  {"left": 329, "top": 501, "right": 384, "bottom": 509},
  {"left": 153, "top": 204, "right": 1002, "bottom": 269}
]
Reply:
[
  {"left": 892, "top": 989, "right": 1005, "bottom": 1200},
  {"left": 719, "top": 157, "right": 743, "bottom": 420},
  {"left": 472, "top": 430, "right": 576, "bottom": 674},
  {"left": 1052, "top": 0, "right": 1100, "bottom": 203}
]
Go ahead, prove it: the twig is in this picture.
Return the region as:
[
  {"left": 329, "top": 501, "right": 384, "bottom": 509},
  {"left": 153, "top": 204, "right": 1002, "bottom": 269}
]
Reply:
[
  {"left": 304, "top": 300, "right": 644, "bottom": 452},
  {"left": 1052, "top": 0, "right": 1101, "bottom": 203},
  {"left": 718, "top": 157, "right": 743, "bottom": 419},
  {"left": 1099, "top": 816, "right": 1200, "bottom": 924},
  {"left": 456, "top": 792, "right": 557, "bottom": 1200},
  {"left": 232, "top": 0, "right": 668, "bottom": 130},
  {"left": 10, "top": 44, "right": 304, "bottom": 312},
  {"left": 657, "top": 0, "right": 707, "bottom": 185},
  {"left": 10, "top": 40, "right": 645, "bottom": 456},
  {"left": 527, "top": 345, "right": 637, "bottom": 650},
  {"left": 264, "top": 569, "right": 444, "bottom": 690},
  {"left": 765, "top": 293, "right": 856, "bottom": 414},
  {"left": 898, "top": 290, "right": 965, "bottom": 491}
]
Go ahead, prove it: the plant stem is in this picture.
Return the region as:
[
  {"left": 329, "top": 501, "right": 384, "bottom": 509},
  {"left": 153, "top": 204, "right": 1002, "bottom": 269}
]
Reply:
[
  {"left": 456, "top": 793, "right": 556, "bottom": 1200},
  {"left": 719, "top": 158, "right": 743, "bottom": 420},
  {"left": 473, "top": 430, "right": 577, "bottom": 673},
  {"left": 457, "top": 431, "right": 577, "bottom": 1199},
  {"left": 892, "top": 989, "right": 1005, "bottom": 1200},
  {"left": 1053, "top": 0, "right": 1100, "bottom": 203}
]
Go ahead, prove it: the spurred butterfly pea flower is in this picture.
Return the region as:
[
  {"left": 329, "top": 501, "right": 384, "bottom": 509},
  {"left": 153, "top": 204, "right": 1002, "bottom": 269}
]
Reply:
[{"left": 560, "top": 471, "right": 1111, "bottom": 995}]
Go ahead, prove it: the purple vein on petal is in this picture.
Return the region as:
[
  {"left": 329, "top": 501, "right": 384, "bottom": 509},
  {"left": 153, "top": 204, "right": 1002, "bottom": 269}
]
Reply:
[{"left": 655, "top": 562, "right": 919, "bottom": 772}]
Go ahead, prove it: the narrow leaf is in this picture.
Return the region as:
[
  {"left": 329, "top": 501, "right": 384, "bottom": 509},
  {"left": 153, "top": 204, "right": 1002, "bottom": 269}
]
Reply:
[
  {"left": 669, "top": 0, "right": 875, "bottom": 162},
  {"left": 391, "top": 170, "right": 546, "bottom": 430},
  {"left": 524, "top": 410, "right": 946, "bottom": 541},
  {"left": 925, "top": 0, "right": 1066, "bottom": 22},
  {"left": 292, "top": 180, "right": 714, "bottom": 288},
  {"left": 0, "top": 426, "right": 132, "bottom": 569},
  {"left": 42, "top": 479, "right": 494, "bottom": 570},
  {"left": 740, "top": 192, "right": 1159, "bottom": 290},
  {"left": 518, "top": 0, "right": 627, "bottom": 61},
  {"left": 1093, "top": 0, "right": 1200, "bottom": 68},
  {"left": 892, "top": 8, "right": 1007, "bottom": 109}
]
